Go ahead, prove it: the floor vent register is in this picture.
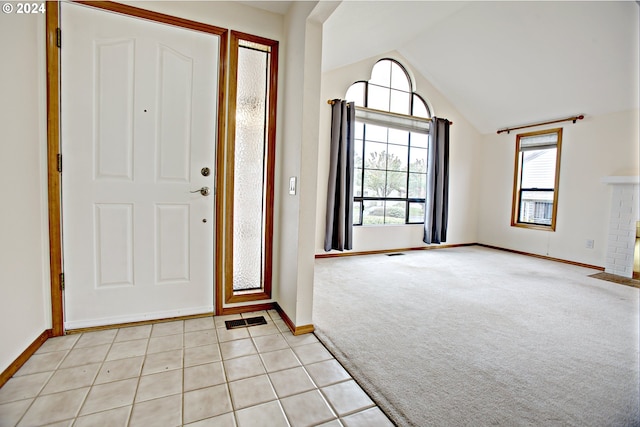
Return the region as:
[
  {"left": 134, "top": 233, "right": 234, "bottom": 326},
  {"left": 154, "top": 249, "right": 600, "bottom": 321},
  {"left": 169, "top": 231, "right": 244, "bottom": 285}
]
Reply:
[{"left": 225, "top": 316, "right": 268, "bottom": 330}]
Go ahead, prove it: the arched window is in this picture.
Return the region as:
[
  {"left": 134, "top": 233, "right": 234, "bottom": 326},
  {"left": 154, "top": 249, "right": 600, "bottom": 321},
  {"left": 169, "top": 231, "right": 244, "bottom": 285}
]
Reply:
[{"left": 345, "top": 59, "right": 431, "bottom": 225}]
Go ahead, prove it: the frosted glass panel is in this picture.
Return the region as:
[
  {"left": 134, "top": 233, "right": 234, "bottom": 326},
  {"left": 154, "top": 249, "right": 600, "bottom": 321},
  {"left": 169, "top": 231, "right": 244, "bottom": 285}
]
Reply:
[{"left": 233, "top": 45, "right": 268, "bottom": 291}]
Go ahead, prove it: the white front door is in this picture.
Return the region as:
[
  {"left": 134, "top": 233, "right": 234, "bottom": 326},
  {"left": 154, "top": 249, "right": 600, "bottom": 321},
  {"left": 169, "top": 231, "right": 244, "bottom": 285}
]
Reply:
[{"left": 61, "top": 2, "right": 219, "bottom": 328}]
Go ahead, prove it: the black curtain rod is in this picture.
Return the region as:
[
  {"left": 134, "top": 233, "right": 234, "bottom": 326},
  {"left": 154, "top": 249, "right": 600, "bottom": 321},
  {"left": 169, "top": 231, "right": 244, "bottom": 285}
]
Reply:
[{"left": 497, "top": 114, "right": 585, "bottom": 134}]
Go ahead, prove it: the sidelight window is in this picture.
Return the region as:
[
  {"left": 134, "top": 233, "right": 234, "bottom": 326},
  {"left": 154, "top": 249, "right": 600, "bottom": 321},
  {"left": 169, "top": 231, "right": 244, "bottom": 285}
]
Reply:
[{"left": 224, "top": 31, "right": 278, "bottom": 303}]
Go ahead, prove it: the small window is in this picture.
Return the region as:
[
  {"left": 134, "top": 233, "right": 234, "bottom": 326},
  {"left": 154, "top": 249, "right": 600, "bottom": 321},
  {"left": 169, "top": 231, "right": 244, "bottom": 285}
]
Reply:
[
  {"left": 511, "top": 128, "right": 562, "bottom": 230},
  {"left": 346, "top": 59, "right": 432, "bottom": 226}
]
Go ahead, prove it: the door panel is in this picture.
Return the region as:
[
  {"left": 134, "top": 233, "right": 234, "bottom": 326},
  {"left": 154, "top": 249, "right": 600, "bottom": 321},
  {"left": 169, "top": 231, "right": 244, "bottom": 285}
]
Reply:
[
  {"left": 95, "top": 38, "right": 135, "bottom": 181},
  {"left": 156, "top": 204, "right": 190, "bottom": 283},
  {"left": 61, "top": 2, "right": 219, "bottom": 328},
  {"left": 157, "top": 46, "right": 193, "bottom": 182},
  {"left": 94, "top": 203, "right": 134, "bottom": 287}
]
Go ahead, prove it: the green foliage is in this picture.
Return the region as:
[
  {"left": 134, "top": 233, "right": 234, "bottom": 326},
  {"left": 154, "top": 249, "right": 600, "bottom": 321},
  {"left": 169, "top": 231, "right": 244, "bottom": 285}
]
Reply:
[
  {"left": 363, "top": 215, "right": 405, "bottom": 225},
  {"left": 386, "top": 206, "right": 405, "bottom": 218},
  {"left": 363, "top": 151, "right": 406, "bottom": 197},
  {"left": 362, "top": 204, "right": 406, "bottom": 225},
  {"left": 355, "top": 144, "right": 428, "bottom": 225}
]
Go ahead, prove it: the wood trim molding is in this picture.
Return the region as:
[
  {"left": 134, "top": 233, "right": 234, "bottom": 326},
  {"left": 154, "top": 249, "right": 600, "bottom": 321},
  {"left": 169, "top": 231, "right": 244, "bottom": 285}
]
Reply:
[
  {"left": 275, "top": 304, "right": 315, "bottom": 336},
  {"left": 223, "top": 32, "right": 239, "bottom": 306},
  {"left": 49, "top": 1, "right": 230, "bottom": 329},
  {"left": 46, "top": 1, "right": 64, "bottom": 337},
  {"left": 72, "top": 1, "right": 226, "bottom": 35},
  {"left": 510, "top": 128, "right": 563, "bottom": 231},
  {"left": 0, "top": 330, "right": 52, "bottom": 387},
  {"left": 476, "top": 244, "right": 605, "bottom": 271},
  {"left": 315, "top": 243, "right": 475, "bottom": 259},
  {"left": 224, "top": 31, "right": 279, "bottom": 305},
  {"left": 291, "top": 324, "right": 316, "bottom": 336},
  {"left": 217, "top": 302, "right": 276, "bottom": 316},
  {"left": 316, "top": 242, "right": 604, "bottom": 271},
  {"left": 214, "top": 30, "right": 229, "bottom": 316},
  {"left": 263, "top": 34, "right": 279, "bottom": 306}
]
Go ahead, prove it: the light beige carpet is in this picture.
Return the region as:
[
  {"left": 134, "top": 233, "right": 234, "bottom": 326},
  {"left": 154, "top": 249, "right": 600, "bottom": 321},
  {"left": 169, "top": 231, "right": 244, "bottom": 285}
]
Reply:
[{"left": 313, "top": 246, "right": 640, "bottom": 427}]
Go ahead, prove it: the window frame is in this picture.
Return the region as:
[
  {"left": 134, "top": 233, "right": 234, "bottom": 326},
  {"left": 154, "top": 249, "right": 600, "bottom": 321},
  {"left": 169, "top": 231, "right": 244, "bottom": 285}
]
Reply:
[
  {"left": 511, "top": 127, "right": 562, "bottom": 231},
  {"left": 349, "top": 59, "right": 432, "bottom": 227},
  {"left": 223, "top": 31, "right": 278, "bottom": 304}
]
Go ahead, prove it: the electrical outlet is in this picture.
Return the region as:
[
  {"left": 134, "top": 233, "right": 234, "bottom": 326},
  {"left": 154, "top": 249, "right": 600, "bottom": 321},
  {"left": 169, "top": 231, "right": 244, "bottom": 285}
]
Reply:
[{"left": 585, "top": 239, "right": 594, "bottom": 249}]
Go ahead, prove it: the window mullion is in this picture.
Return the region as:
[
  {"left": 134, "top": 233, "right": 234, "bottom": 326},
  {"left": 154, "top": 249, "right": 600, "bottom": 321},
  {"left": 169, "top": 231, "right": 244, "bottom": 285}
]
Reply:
[
  {"left": 364, "top": 82, "right": 369, "bottom": 108},
  {"left": 348, "top": 59, "right": 430, "bottom": 227}
]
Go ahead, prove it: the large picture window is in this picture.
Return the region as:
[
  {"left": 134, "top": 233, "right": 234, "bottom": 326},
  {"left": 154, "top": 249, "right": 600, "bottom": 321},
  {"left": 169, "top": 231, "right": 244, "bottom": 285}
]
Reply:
[
  {"left": 511, "top": 128, "right": 562, "bottom": 230},
  {"left": 345, "top": 59, "right": 431, "bottom": 225}
]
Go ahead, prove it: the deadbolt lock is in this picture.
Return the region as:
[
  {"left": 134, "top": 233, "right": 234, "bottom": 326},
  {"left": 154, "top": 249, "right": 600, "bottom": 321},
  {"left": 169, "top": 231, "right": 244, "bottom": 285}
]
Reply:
[{"left": 201, "top": 167, "right": 211, "bottom": 177}]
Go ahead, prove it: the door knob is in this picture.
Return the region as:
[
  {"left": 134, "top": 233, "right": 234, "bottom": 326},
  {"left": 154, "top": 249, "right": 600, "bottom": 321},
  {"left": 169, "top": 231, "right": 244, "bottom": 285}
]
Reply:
[{"left": 191, "top": 186, "right": 211, "bottom": 196}]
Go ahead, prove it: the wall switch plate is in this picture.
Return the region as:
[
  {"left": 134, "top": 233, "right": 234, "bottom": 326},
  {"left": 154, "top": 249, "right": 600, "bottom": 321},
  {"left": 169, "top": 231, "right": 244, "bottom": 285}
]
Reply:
[
  {"left": 289, "top": 176, "right": 297, "bottom": 195},
  {"left": 585, "top": 239, "right": 594, "bottom": 249}
]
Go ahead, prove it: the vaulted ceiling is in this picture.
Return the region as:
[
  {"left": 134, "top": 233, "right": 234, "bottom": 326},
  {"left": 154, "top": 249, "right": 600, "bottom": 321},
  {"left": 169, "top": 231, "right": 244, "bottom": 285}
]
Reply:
[
  {"left": 242, "top": 1, "right": 639, "bottom": 135},
  {"left": 322, "top": 1, "right": 639, "bottom": 134}
]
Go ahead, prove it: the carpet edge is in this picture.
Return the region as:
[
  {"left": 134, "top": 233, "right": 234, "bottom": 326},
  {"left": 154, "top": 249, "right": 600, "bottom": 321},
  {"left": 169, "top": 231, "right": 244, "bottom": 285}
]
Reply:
[{"left": 314, "top": 327, "right": 413, "bottom": 427}]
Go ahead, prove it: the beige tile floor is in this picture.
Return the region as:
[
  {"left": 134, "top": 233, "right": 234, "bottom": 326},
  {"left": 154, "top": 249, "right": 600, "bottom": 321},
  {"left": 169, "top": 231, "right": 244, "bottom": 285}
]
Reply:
[{"left": 0, "top": 310, "right": 394, "bottom": 427}]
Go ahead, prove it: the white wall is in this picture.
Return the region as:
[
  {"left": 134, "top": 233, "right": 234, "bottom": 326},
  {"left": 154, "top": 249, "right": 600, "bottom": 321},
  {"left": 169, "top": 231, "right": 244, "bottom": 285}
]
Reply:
[
  {"left": 121, "top": 1, "right": 284, "bottom": 40},
  {"left": 277, "top": 1, "right": 324, "bottom": 328},
  {"left": 0, "top": 13, "right": 51, "bottom": 374},
  {"left": 315, "top": 52, "right": 482, "bottom": 254},
  {"left": 477, "top": 109, "right": 640, "bottom": 267}
]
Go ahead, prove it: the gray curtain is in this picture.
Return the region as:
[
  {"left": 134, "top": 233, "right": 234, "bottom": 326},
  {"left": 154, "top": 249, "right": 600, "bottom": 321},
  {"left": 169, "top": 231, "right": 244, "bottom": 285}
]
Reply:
[
  {"left": 424, "top": 117, "right": 450, "bottom": 244},
  {"left": 324, "top": 100, "right": 355, "bottom": 251}
]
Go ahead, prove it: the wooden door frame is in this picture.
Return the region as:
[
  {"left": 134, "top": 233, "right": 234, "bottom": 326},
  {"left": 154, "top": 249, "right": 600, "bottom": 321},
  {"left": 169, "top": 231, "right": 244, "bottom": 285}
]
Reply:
[
  {"left": 46, "top": 2, "right": 63, "bottom": 336},
  {"left": 46, "top": 1, "right": 228, "bottom": 336},
  {"left": 223, "top": 31, "right": 279, "bottom": 305}
]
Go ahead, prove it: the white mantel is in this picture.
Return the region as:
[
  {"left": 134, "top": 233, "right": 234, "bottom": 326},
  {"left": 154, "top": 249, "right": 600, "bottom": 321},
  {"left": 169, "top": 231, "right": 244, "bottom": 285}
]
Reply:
[{"left": 601, "top": 176, "right": 639, "bottom": 278}]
